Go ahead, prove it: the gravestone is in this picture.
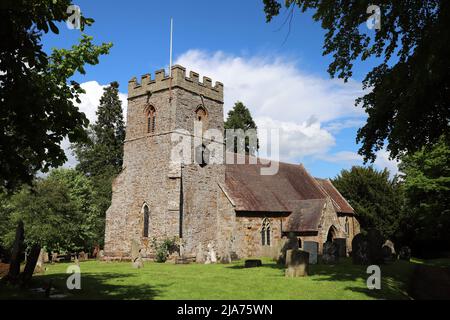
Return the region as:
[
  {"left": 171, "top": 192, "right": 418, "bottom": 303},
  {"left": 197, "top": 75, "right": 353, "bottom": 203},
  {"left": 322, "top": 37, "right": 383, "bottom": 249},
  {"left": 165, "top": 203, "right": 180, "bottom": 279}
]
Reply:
[
  {"left": 333, "top": 238, "right": 347, "bottom": 257},
  {"left": 43, "top": 251, "right": 49, "bottom": 263},
  {"left": 131, "top": 239, "right": 143, "bottom": 268},
  {"left": 382, "top": 240, "right": 396, "bottom": 262},
  {"left": 352, "top": 234, "right": 370, "bottom": 265},
  {"left": 278, "top": 232, "right": 299, "bottom": 265},
  {"left": 195, "top": 243, "right": 205, "bottom": 263},
  {"left": 322, "top": 242, "right": 339, "bottom": 264},
  {"left": 35, "top": 249, "right": 46, "bottom": 273},
  {"left": 367, "top": 230, "right": 384, "bottom": 264},
  {"left": 399, "top": 246, "right": 411, "bottom": 261},
  {"left": 208, "top": 242, "right": 217, "bottom": 264},
  {"left": 98, "top": 250, "right": 104, "bottom": 260},
  {"left": 302, "top": 241, "right": 318, "bottom": 264},
  {"left": 245, "top": 259, "right": 262, "bottom": 268},
  {"left": 78, "top": 251, "right": 86, "bottom": 261},
  {"left": 285, "top": 249, "right": 309, "bottom": 277},
  {"left": 51, "top": 252, "right": 59, "bottom": 264}
]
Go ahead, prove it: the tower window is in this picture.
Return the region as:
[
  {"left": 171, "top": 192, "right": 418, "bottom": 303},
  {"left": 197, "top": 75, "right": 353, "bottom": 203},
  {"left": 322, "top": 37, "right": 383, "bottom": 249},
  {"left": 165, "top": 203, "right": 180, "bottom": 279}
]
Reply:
[
  {"left": 143, "top": 205, "right": 150, "bottom": 238},
  {"left": 146, "top": 105, "right": 156, "bottom": 133},
  {"left": 261, "top": 218, "right": 271, "bottom": 246},
  {"left": 195, "top": 106, "right": 207, "bottom": 131},
  {"left": 345, "top": 217, "right": 349, "bottom": 235}
]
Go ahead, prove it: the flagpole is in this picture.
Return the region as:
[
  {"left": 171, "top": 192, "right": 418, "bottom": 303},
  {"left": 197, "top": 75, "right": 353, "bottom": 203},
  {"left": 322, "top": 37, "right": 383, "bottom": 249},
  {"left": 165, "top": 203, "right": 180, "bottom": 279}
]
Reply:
[{"left": 169, "top": 17, "right": 173, "bottom": 102}]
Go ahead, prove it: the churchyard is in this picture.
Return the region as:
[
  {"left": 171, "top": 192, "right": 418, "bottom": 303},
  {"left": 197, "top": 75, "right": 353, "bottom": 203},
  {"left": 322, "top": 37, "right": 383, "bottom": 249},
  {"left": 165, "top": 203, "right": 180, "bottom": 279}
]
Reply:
[{"left": 2, "top": 257, "right": 446, "bottom": 300}]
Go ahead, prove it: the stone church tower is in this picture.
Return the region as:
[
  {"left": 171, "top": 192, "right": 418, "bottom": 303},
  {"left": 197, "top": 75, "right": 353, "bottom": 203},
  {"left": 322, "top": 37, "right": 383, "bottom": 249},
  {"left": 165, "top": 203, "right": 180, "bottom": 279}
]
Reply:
[{"left": 104, "top": 65, "right": 225, "bottom": 259}]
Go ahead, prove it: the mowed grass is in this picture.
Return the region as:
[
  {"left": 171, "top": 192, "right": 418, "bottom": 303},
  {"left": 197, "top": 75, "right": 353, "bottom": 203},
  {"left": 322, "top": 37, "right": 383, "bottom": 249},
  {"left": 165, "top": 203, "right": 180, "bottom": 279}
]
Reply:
[{"left": 0, "top": 258, "right": 415, "bottom": 300}]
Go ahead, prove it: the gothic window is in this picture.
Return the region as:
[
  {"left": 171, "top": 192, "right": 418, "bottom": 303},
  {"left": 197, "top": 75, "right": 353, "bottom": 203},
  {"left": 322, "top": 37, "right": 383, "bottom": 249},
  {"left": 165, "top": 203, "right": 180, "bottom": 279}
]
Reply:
[
  {"left": 195, "top": 106, "right": 207, "bottom": 122},
  {"left": 146, "top": 105, "right": 156, "bottom": 133},
  {"left": 143, "top": 205, "right": 150, "bottom": 238},
  {"left": 261, "top": 218, "right": 271, "bottom": 246},
  {"left": 195, "top": 106, "right": 208, "bottom": 132}
]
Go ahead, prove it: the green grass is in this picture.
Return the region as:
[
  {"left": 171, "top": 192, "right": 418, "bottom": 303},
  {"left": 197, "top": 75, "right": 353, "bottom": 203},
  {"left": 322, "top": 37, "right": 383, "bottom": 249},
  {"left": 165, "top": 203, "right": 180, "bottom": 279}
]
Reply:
[{"left": 0, "top": 258, "right": 416, "bottom": 300}]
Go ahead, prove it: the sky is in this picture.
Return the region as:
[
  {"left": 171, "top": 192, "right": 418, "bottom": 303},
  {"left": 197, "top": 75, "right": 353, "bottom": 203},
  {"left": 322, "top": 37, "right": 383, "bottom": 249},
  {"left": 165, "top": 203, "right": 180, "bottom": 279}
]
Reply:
[{"left": 42, "top": 0, "right": 398, "bottom": 179}]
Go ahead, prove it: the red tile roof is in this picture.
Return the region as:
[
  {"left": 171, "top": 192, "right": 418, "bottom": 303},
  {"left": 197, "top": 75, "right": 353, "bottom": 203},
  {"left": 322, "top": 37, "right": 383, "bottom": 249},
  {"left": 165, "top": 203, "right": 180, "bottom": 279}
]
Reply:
[{"left": 223, "top": 154, "right": 354, "bottom": 215}]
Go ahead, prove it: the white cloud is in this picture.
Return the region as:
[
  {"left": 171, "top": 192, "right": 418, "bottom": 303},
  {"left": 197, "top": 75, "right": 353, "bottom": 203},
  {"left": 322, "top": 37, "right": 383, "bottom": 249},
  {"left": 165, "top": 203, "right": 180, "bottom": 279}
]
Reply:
[
  {"left": 255, "top": 117, "right": 335, "bottom": 162},
  {"left": 61, "top": 81, "right": 127, "bottom": 168},
  {"left": 175, "top": 49, "right": 366, "bottom": 165},
  {"left": 374, "top": 149, "right": 400, "bottom": 176},
  {"left": 175, "top": 50, "right": 365, "bottom": 123}
]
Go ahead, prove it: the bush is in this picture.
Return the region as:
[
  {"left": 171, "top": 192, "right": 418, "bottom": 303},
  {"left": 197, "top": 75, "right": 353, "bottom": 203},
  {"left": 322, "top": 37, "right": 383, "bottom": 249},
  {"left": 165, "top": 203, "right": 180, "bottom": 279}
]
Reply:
[{"left": 151, "top": 237, "right": 178, "bottom": 263}]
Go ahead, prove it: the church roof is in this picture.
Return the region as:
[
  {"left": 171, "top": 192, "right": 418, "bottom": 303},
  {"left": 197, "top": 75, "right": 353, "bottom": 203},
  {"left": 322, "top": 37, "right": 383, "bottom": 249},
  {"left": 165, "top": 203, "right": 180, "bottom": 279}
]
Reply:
[
  {"left": 223, "top": 154, "right": 354, "bottom": 215},
  {"left": 314, "top": 178, "right": 354, "bottom": 214}
]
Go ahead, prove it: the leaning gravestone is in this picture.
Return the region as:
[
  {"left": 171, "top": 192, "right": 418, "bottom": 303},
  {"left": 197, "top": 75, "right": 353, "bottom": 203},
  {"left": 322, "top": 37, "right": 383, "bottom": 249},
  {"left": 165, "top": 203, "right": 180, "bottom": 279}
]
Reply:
[
  {"left": 285, "top": 249, "right": 309, "bottom": 277},
  {"left": 333, "top": 238, "right": 347, "bottom": 257},
  {"left": 352, "top": 234, "right": 370, "bottom": 265},
  {"left": 302, "top": 241, "right": 318, "bottom": 264},
  {"left": 322, "top": 242, "right": 339, "bottom": 264},
  {"left": 399, "top": 246, "right": 411, "bottom": 261},
  {"left": 35, "top": 249, "right": 46, "bottom": 273},
  {"left": 208, "top": 243, "right": 217, "bottom": 264}
]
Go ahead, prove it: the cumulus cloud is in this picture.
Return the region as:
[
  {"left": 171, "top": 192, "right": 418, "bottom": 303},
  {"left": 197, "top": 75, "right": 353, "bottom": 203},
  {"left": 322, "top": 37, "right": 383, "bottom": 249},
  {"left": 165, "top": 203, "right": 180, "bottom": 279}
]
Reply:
[
  {"left": 61, "top": 81, "right": 127, "bottom": 168},
  {"left": 175, "top": 49, "right": 365, "bottom": 164}
]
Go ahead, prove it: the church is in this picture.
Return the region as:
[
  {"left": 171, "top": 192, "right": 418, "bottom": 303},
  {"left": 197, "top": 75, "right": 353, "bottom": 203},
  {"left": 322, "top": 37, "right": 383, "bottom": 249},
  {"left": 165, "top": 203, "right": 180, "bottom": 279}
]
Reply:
[{"left": 104, "top": 65, "right": 360, "bottom": 261}]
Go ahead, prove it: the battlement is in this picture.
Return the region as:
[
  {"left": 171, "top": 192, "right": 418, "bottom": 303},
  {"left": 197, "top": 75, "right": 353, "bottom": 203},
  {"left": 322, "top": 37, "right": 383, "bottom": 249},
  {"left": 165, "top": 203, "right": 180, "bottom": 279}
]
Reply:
[{"left": 128, "top": 65, "right": 223, "bottom": 103}]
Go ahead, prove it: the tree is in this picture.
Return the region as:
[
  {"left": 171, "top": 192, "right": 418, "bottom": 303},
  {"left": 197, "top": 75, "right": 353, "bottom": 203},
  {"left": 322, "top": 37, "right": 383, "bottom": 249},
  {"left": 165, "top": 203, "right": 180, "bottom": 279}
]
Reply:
[
  {"left": 224, "top": 101, "right": 258, "bottom": 155},
  {"left": 263, "top": 0, "right": 450, "bottom": 162},
  {"left": 399, "top": 137, "right": 450, "bottom": 256},
  {"left": 0, "top": 0, "right": 112, "bottom": 190},
  {"left": 72, "top": 82, "right": 125, "bottom": 242},
  {"left": 332, "top": 166, "right": 404, "bottom": 240}
]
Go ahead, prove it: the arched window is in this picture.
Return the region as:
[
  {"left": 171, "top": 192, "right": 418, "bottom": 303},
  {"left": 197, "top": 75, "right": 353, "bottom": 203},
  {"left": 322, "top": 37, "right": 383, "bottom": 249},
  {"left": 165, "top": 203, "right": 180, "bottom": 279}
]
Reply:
[
  {"left": 195, "top": 106, "right": 208, "bottom": 133},
  {"left": 261, "top": 218, "right": 271, "bottom": 246},
  {"left": 195, "top": 106, "right": 207, "bottom": 122},
  {"left": 146, "top": 105, "right": 156, "bottom": 133},
  {"left": 143, "top": 205, "right": 149, "bottom": 237}
]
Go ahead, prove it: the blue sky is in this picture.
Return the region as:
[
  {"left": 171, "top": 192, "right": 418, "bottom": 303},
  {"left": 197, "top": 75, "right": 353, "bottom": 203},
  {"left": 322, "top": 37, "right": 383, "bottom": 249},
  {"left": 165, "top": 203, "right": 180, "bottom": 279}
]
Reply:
[{"left": 42, "top": 0, "right": 398, "bottom": 178}]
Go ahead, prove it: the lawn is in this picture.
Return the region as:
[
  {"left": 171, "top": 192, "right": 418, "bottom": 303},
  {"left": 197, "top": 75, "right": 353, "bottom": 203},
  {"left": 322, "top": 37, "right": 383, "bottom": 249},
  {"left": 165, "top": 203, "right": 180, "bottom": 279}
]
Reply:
[{"left": 0, "top": 258, "right": 416, "bottom": 300}]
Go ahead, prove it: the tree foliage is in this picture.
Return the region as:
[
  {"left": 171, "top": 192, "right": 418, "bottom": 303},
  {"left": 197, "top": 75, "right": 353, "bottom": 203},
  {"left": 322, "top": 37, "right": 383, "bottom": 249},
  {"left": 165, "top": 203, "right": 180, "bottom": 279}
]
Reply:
[
  {"left": 0, "top": 0, "right": 112, "bottom": 190},
  {"left": 0, "top": 169, "right": 98, "bottom": 253},
  {"left": 332, "top": 166, "right": 404, "bottom": 240},
  {"left": 399, "top": 137, "right": 450, "bottom": 254},
  {"left": 224, "top": 101, "right": 258, "bottom": 155},
  {"left": 72, "top": 82, "right": 125, "bottom": 241},
  {"left": 263, "top": 0, "right": 450, "bottom": 162}
]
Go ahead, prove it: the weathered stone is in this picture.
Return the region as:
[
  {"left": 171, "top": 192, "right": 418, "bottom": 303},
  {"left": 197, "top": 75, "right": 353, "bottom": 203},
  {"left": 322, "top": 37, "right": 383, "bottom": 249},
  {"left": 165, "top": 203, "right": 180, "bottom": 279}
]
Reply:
[
  {"left": 208, "top": 242, "right": 217, "bottom": 264},
  {"left": 131, "top": 239, "right": 143, "bottom": 268},
  {"left": 382, "top": 240, "right": 396, "bottom": 262},
  {"left": 352, "top": 234, "right": 370, "bottom": 265},
  {"left": 35, "top": 249, "right": 46, "bottom": 273},
  {"left": 278, "top": 232, "right": 299, "bottom": 265},
  {"left": 285, "top": 249, "right": 309, "bottom": 277},
  {"left": 322, "top": 242, "right": 339, "bottom": 264},
  {"left": 244, "top": 259, "right": 262, "bottom": 268},
  {"left": 51, "top": 252, "right": 59, "bottom": 264},
  {"left": 399, "top": 246, "right": 411, "bottom": 261},
  {"left": 333, "top": 238, "right": 347, "bottom": 257},
  {"left": 302, "top": 241, "right": 318, "bottom": 264},
  {"left": 195, "top": 243, "right": 205, "bottom": 263}
]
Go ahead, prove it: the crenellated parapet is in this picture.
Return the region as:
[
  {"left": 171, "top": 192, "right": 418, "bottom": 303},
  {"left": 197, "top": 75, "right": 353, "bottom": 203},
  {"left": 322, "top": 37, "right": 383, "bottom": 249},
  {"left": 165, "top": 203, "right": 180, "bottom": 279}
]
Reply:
[{"left": 128, "top": 65, "right": 224, "bottom": 103}]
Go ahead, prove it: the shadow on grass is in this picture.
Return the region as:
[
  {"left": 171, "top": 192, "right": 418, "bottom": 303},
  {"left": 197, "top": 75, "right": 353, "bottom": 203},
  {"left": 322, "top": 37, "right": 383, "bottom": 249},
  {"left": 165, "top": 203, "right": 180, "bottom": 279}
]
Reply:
[
  {"left": 227, "top": 258, "right": 413, "bottom": 300},
  {"left": 2, "top": 272, "right": 165, "bottom": 300}
]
